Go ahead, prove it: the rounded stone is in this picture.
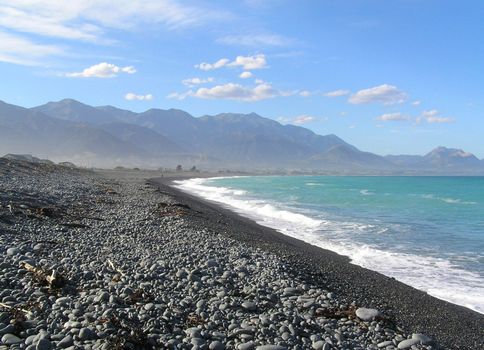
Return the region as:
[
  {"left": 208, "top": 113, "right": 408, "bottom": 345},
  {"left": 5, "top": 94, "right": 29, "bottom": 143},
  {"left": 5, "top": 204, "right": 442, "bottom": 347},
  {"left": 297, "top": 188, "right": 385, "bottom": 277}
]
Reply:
[
  {"left": 355, "top": 307, "right": 379, "bottom": 321},
  {"left": 209, "top": 340, "right": 225, "bottom": 350},
  {"left": 412, "top": 333, "right": 432, "bottom": 345},
  {"left": 6, "top": 248, "right": 20, "bottom": 256},
  {"left": 241, "top": 301, "right": 256, "bottom": 311},
  {"left": 1, "top": 333, "right": 22, "bottom": 345},
  {"left": 78, "top": 327, "right": 97, "bottom": 341},
  {"left": 36, "top": 338, "right": 52, "bottom": 350},
  {"left": 397, "top": 338, "right": 420, "bottom": 349},
  {"left": 312, "top": 340, "right": 325, "bottom": 350}
]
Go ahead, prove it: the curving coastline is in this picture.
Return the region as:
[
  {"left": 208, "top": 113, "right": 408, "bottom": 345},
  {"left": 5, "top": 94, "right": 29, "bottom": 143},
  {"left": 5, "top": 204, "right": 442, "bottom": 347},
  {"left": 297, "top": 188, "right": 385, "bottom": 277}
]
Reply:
[
  {"left": 150, "top": 175, "right": 484, "bottom": 350},
  {"left": 0, "top": 160, "right": 482, "bottom": 349}
]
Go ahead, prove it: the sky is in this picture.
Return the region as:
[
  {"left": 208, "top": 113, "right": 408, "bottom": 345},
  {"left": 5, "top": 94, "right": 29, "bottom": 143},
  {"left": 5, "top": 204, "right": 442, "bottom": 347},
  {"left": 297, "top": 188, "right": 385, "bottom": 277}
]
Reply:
[{"left": 0, "top": 0, "right": 483, "bottom": 157}]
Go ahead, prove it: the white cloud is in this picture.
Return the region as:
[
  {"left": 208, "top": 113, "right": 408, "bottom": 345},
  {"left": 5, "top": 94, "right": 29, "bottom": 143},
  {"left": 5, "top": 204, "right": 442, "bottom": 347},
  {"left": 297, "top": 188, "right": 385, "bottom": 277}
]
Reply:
[
  {"left": 195, "top": 54, "right": 267, "bottom": 71},
  {"left": 293, "top": 115, "right": 316, "bottom": 124},
  {"left": 0, "top": 1, "right": 228, "bottom": 65},
  {"left": 169, "top": 82, "right": 283, "bottom": 102},
  {"left": 194, "top": 83, "right": 279, "bottom": 101},
  {"left": 299, "top": 90, "right": 311, "bottom": 97},
  {"left": 0, "top": 1, "right": 224, "bottom": 42},
  {"left": 412, "top": 100, "right": 421, "bottom": 106},
  {"left": 125, "top": 93, "right": 153, "bottom": 101},
  {"left": 349, "top": 84, "right": 407, "bottom": 105},
  {"left": 239, "top": 71, "right": 253, "bottom": 79},
  {"left": 0, "top": 30, "right": 63, "bottom": 65},
  {"left": 417, "top": 109, "right": 454, "bottom": 124},
  {"left": 323, "top": 89, "right": 350, "bottom": 97},
  {"left": 376, "top": 112, "right": 410, "bottom": 122},
  {"left": 217, "top": 34, "right": 292, "bottom": 47},
  {"left": 0, "top": 6, "right": 100, "bottom": 42},
  {"left": 182, "top": 77, "right": 214, "bottom": 87},
  {"left": 228, "top": 54, "right": 267, "bottom": 70},
  {"left": 166, "top": 91, "right": 191, "bottom": 100},
  {"left": 66, "top": 62, "right": 136, "bottom": 78},
  {"left": 195, "top": 58, "right": 229, "bottom": 71}
]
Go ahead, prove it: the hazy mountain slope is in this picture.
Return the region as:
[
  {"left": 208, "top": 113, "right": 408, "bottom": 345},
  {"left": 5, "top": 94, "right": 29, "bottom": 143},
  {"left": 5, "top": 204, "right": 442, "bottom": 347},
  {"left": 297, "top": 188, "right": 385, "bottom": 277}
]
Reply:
[
  {"left": 33, "top": 99, "right": 118, "bottom": 125},
  {"left": 96, "top": 105, "right": 138, "bottom": 121},
  {"left": 0, "top": 100, "right": 147, "bottom": 159},
  {"left": 308, "top": 144, "right": 394, "bottom": 170},
  {"left": 385, "top": 154, "right": 425, "bottom": 167},
  {"left": 386, "top": 147, "right": 484, "bottom": 172},
  {"left": 196, "top": 113, "right": 356, "bottom": 165},
  {"left": 34, "top": 101, "right": 355, "bottom": 164},
  {"left": 424, "top": 147, "right": 482, "bottom": 168},
  {"left": 98, "top": 122, "right": 185, "bottom": 155},
  {"left": 3, "top": 98, "right": 480, "bottom": 173}
]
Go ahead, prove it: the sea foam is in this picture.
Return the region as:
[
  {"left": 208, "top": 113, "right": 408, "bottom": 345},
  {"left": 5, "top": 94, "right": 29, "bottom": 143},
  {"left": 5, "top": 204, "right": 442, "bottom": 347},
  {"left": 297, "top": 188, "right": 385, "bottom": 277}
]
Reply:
[{"left": 175, "top": 177, "right": 484, "bottom": 314}]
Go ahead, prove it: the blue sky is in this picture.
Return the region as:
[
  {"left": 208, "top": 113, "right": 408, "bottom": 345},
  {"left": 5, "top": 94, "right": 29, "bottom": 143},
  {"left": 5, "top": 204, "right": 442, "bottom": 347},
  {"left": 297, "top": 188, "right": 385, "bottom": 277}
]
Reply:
[{"left": 0, "top": 0, "right": 483, "bottom": 157}]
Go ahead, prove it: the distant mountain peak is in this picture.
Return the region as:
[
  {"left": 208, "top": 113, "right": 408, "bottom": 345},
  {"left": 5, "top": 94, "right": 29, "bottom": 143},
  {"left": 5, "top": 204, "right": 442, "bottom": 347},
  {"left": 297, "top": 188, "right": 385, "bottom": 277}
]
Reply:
[
  {"left": 427, "top": 146, "right": 477, "bottom": 159},
  {"left": 1, "top": 98, "right": 482, "bottom": 173}
]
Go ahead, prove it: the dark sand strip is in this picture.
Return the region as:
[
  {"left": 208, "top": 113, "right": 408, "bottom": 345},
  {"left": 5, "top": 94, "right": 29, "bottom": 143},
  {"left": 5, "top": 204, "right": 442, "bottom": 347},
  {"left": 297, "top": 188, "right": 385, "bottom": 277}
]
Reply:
[{"left": 149, "top": 176, "right": 484, "bottom": 350}]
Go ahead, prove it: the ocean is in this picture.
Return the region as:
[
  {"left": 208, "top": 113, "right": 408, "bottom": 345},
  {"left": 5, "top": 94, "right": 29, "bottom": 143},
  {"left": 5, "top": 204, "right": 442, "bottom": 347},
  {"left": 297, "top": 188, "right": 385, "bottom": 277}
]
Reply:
[{"left": 174, "top": 175, "right": 484, "bottom": 314}]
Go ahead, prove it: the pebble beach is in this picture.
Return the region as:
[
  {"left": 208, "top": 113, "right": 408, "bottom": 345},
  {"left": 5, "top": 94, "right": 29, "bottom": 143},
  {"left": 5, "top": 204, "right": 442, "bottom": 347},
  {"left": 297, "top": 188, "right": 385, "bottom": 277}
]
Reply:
[{"left": 0, "top": 159, "right": 483, "bottom": 349}]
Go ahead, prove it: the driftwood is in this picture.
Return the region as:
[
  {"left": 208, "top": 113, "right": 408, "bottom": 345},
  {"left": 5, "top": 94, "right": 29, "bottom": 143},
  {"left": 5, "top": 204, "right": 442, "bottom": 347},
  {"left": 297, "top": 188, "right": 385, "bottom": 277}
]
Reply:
[
  {"left": 107, "top": 259, "right": 125, "bottom": 276},
  {"left": 20, "top": 262, "right": 65, "bottom": 288},
  {"left": 0, "top": 302, "right": 29, "bottom": 314}
]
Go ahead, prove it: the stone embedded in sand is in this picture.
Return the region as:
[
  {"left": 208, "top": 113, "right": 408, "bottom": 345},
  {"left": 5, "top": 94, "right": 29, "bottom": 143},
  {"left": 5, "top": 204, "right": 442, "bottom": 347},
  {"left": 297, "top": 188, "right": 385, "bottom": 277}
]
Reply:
[
  {"left": 355, "top": 307, "right": 379, "bottom": 321},
  {"left": 412, "top": 333, "right": 432, "bottom": 345},
  {"left": 397, "top": 338, "right": 420, "bottom": 349}
]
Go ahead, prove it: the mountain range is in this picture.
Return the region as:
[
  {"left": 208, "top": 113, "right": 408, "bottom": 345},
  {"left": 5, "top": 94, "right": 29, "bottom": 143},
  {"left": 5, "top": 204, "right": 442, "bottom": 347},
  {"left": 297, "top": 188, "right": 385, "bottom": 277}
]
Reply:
[{"left": 0, "top": 98, "right": 483, "bottom": 174}]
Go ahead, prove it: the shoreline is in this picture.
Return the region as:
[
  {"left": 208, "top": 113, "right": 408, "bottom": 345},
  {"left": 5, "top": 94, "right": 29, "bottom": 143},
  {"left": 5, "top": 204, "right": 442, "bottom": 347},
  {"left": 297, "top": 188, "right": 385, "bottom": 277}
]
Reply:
[
  {"left": 149, "top": 175, "right": 484, "bottom": 349},
  {"left": 1, "top": 160, "right": 483, "bottom": 349}
]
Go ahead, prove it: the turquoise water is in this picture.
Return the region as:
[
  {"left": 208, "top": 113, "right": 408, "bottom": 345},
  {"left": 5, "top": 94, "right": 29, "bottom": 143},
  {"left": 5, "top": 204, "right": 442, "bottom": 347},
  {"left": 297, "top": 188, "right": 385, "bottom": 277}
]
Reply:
[{"left": 175, "top": 176, "right": 484, "bottom": 314}]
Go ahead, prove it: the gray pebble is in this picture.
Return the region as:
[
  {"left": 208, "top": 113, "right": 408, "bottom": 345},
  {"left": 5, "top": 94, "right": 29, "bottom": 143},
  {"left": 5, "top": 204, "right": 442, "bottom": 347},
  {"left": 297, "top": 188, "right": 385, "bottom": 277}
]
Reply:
[
  {"left": 78, "top": 327, "right": 97, "bottom": 341},
  {"left": 36, "top": 338, "right": 52, "bottom": 350},
  {"left": 355, "top": 307, "right": 379, "bottom": 321}
]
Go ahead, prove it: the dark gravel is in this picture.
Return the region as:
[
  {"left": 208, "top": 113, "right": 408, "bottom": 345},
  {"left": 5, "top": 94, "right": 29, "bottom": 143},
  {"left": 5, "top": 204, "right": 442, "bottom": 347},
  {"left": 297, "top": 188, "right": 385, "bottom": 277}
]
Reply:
[{"left": 149, "top": 177, "right": 484, "bottom": 350}]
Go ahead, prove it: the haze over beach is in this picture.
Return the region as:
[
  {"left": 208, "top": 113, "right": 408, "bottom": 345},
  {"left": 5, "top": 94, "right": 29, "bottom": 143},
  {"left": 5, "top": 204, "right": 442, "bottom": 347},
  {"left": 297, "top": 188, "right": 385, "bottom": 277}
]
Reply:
[{"left": 1, "top": 1, "right": 483, "bottom": 350}]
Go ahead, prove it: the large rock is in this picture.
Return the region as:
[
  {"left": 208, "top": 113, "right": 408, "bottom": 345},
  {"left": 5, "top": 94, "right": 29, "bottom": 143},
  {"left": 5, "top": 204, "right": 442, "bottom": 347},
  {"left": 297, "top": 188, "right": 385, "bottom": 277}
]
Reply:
[
  {"left": 57, "top": 335, "right": 73, "bottom": 348},
  {"left": 209, "top": 340, "right": 225, "bottom": 350},
  {"left": 1, "top": 333, "right": 22, "bottom": 345},
  {"left": 36, "top": 338, "right": 52, "bottom": 350},
  {"left": 6, "top": 248, "right": 20, "bottom": 256},
  {"left": 238, "top": 341, "right": 256, "bottom": 350},
  {"left": 412, "top": 333, "right": 432, "bottom": 345},
  {"left": 397, "top": 338, "right": 420, "bottom": 349},
  {"left": 355, "top": 307, "right": 379, "bottom": 321},
  {"left": 241, "top": 301, "right": 256, "bottom": 311},
  {"left": 78, "top": 327, "right": 97, "bottom": 341}
]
